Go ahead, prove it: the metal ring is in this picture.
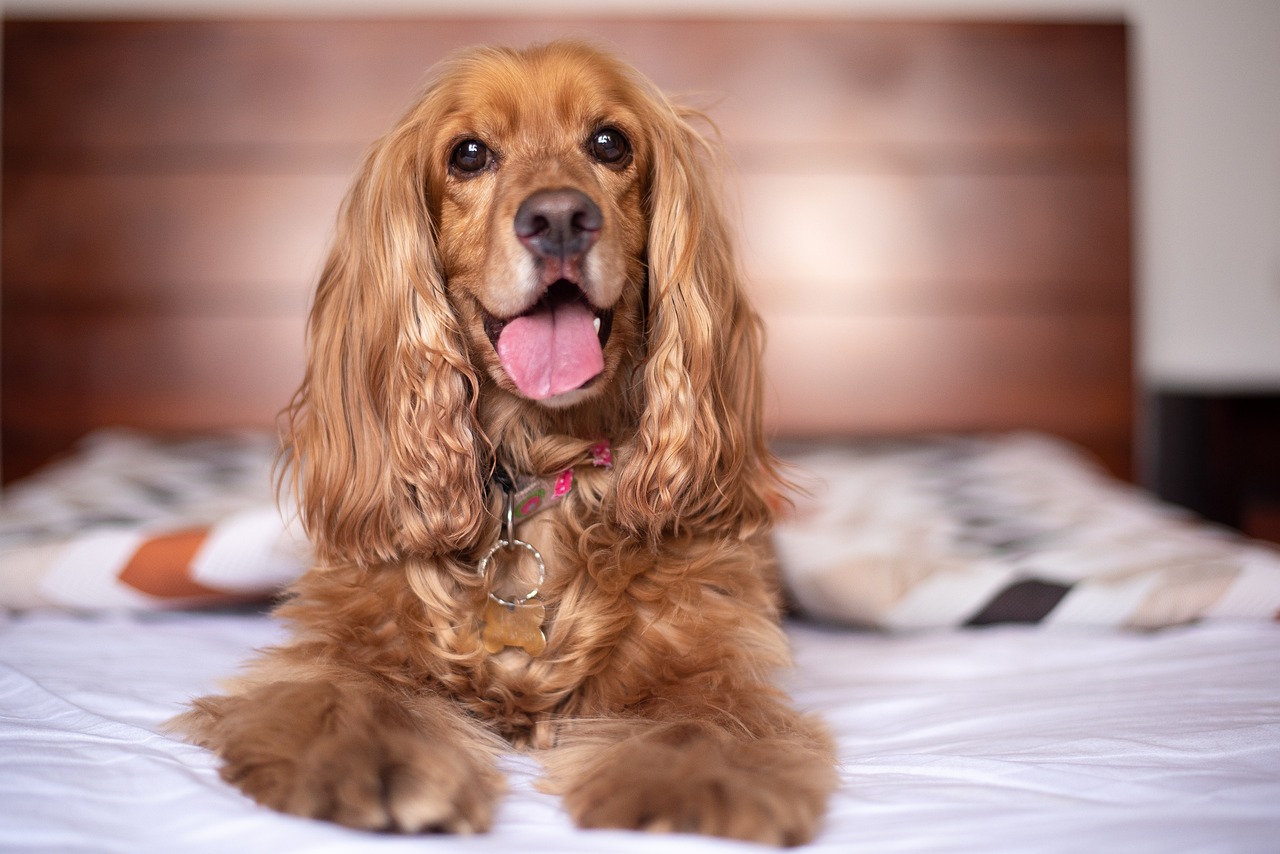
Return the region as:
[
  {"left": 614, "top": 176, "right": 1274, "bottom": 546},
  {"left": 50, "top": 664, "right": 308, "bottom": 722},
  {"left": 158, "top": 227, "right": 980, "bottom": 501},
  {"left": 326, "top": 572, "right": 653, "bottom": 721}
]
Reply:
[{"left": 476, "top": 538, "right": 546, "bottom": 607}]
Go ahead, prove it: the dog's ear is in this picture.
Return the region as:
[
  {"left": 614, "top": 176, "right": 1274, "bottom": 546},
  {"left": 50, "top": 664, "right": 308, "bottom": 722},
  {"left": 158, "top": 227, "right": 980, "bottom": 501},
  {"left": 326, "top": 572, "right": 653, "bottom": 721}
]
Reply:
[
  {"left": 614, "top": 101, "right": 784, "bottom": 540},
  {"left": 281, "top": 100, "right": 488, "bottom": 567}
]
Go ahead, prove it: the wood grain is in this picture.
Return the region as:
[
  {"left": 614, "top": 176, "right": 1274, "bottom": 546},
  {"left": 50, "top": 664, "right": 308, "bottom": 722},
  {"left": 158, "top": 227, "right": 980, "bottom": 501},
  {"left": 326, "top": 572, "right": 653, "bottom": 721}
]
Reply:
[
  {"left": 3, "top": 20, "right": 1128, "bottom": 162},
  {"left": 2, "top": 18, "right": 1132, "bottom": 481},
  {"left": 766, "top": 313, "right": 1131, "bottom": 428}
]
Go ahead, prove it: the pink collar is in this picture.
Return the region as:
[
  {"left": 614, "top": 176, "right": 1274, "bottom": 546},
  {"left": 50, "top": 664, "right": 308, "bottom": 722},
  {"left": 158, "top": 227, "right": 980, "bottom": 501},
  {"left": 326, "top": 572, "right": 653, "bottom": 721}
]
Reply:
[{"left": 504, "top": 441, "right": 612, "bottom": 526}]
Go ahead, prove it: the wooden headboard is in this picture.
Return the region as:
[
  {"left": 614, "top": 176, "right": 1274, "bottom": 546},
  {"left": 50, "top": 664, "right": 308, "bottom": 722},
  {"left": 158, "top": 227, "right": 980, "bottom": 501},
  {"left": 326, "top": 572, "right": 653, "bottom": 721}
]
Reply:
[{"left": 2, "top": 18, "right": 1132, "bottom": 481}]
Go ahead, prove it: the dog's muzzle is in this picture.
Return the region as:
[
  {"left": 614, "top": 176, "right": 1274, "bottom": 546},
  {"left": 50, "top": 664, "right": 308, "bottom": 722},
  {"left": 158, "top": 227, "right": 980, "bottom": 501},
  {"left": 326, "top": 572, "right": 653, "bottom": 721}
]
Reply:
[{"left": 486, "top": 189, "right": 613, "bottom": 401}]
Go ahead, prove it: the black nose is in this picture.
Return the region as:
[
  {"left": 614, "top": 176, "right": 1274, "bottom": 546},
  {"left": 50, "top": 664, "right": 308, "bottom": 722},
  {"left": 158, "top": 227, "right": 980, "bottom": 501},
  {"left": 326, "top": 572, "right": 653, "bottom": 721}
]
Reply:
[{"left": 514, "top": 189, "right": 602, "bottom": 261}]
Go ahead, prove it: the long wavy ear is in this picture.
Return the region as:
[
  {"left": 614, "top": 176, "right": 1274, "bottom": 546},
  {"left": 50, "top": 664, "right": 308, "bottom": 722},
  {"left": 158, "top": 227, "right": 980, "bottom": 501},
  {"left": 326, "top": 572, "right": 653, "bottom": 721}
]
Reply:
[
  {"left": 282, "top": 97, "right": 488, "bottom": 568},
  {"left": 614, "top": 99, "right": 784, "bottom": 540}
]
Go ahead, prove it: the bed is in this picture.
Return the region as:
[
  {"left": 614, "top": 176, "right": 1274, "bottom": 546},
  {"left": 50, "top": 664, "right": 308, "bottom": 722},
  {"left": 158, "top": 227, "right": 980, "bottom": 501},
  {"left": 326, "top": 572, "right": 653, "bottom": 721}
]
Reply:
[
  {"left": 4, "top": 17, "right": 1280, "bottom": 854},
  {"left": 3, "top": 430, "right": 1280, "bottom": 852}
]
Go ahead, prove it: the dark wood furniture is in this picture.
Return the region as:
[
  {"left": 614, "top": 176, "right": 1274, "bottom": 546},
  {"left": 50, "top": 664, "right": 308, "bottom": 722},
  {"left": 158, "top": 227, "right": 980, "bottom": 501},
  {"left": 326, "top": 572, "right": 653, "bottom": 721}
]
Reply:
[{"left": 3, "top": 18, "right": 1133, "bottom": 481}]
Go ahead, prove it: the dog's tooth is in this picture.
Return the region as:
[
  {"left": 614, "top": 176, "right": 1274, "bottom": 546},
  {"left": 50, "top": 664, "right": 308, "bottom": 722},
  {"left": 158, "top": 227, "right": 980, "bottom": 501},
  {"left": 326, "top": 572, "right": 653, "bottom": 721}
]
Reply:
[{"left": 593, "top": 316, "right": 602, "bottom": 334}]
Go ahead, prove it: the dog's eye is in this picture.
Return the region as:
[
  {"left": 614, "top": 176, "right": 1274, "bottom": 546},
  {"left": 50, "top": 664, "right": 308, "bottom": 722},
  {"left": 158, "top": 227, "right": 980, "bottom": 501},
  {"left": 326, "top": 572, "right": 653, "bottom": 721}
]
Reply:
[
  {"left": 450, "top": 139, "right": 492, "bottom": 175},
  {"left": 588, "top": 127, "right": 632, "bottom": 168}
]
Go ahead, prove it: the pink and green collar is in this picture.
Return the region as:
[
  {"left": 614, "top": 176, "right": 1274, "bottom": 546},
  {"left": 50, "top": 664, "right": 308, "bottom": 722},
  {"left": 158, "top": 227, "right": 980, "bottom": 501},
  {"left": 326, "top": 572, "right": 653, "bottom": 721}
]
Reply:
[{"left": 496, "top": 440, "right": 613, "bottom": 526}]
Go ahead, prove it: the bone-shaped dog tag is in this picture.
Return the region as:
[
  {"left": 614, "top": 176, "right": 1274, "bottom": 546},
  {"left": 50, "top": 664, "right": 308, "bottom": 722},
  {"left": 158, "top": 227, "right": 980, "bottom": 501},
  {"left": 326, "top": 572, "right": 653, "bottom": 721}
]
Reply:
[{"left": 481, "top": 597, "right": 547, "bottom": 656}]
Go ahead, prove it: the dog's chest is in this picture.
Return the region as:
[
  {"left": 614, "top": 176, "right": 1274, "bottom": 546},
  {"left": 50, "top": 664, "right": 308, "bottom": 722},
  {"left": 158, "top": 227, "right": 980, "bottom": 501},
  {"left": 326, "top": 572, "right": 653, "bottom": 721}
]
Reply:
[{"left": 464, "top": 512, "right": 593, "bottom": 744}]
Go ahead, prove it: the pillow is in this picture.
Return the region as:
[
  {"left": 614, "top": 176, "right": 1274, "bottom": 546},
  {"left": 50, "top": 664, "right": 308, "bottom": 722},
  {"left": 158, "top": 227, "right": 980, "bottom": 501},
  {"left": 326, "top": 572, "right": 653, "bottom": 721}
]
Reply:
[
  {"left": 7, "top": 429, "right": 1280, "bottom": 628},
  {"left": 0, "top": 430, "right": 307, "bottom": 611},
  {"left": 773, "top": 433, "right": 1280, "bottom": 629}
]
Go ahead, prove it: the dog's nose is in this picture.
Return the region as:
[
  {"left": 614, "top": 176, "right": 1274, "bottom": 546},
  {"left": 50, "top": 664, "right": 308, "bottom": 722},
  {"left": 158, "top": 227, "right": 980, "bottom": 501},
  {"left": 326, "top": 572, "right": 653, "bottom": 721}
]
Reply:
[{"left": 514, "top": 189, "right": 602, "bottom": 262}]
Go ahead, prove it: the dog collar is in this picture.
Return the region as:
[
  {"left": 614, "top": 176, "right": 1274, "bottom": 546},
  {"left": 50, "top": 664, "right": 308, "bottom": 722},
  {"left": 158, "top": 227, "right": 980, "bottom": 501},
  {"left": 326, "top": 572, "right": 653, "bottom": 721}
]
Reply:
[
  {"left": 478, "top": 440, "right": 611, "bottom": 657},
  {"left": 491, "top": 440, "right": 613, "bottom": 527}
]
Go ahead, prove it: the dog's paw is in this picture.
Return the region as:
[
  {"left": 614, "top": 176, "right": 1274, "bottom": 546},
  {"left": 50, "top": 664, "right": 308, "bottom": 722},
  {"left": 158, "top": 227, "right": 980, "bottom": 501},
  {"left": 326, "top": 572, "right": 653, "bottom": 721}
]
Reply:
[
  {"left": 242, "top": 725, "right": 498, "bottom": 833},
  {"left": 559, "top": 721, "right": 833, "bottom": 846},
  {"left": 174, "top": 683, "right": 502, "bottom": 834}
]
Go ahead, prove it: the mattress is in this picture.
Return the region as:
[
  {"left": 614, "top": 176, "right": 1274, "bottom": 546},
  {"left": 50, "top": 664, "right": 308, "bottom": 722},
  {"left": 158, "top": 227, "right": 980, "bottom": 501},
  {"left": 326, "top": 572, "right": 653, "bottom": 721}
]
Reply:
[{"left": 3, "top": 431, "right": 1279, "bottom": 852}]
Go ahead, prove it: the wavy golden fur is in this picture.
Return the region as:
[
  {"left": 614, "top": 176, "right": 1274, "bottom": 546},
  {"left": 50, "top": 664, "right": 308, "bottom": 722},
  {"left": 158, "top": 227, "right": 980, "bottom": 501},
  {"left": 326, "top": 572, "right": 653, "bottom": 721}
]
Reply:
[{"left": 172, "top": 41, "right": 835, "bottom": 845}]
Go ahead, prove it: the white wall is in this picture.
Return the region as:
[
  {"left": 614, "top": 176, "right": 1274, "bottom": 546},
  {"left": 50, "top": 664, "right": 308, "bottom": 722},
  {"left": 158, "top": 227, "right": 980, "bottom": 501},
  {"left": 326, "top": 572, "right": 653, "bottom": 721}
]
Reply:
[
  {"left": 1132, "top": 0, "right": 1280, "bottom": 390},
  {"left": 7, "top": 0, "right": 1280, "bottom": 391}
]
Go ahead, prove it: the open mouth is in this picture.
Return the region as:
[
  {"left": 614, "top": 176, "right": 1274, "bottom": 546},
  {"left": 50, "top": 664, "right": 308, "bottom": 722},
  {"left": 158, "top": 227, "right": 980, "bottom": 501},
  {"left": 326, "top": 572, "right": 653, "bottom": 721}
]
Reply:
[{"left": 484, "top": 280, "right": 614, "bottom": 401}]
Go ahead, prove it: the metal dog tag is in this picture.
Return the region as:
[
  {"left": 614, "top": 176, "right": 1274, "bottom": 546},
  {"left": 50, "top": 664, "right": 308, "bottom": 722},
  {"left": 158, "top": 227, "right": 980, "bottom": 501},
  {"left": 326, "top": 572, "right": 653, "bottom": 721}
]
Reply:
[{"left": 476, "top": 489, "right": 548, "bottom": 656}]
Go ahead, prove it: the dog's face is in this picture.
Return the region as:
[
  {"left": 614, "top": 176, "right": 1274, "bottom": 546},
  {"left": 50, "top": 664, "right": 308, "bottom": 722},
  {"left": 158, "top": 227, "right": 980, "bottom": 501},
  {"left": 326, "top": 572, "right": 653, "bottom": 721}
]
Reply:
[{"left": 426, "top": 48, "right": 651, "bottom": 408}]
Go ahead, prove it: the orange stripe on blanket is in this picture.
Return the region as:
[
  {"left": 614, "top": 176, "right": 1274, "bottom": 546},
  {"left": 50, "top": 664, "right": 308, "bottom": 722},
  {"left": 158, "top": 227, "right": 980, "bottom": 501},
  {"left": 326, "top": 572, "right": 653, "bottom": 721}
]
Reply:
[{"left": 118, "top": 528, "right": 247, "bottom": 602}]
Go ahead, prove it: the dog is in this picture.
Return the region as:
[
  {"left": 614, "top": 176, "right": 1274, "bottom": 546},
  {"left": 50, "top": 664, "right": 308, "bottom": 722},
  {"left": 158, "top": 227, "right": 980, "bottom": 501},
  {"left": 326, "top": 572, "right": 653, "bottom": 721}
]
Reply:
[{"left": 172, "top": 41, "right": 836, "bottom": 846}]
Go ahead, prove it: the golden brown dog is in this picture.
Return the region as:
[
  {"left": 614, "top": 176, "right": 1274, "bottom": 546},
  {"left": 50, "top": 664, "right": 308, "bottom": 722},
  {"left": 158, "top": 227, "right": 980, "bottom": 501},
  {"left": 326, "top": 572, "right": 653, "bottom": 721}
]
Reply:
[{"left": 173, "top": 41, "right": 835, "bottom": 846}]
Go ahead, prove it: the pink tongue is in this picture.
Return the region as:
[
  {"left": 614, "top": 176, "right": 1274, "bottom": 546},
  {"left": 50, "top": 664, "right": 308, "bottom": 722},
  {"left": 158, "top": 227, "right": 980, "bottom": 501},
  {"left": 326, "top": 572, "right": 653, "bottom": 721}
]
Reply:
[{"left": 496, "top": 300, "right": 604, "bottom": 400}]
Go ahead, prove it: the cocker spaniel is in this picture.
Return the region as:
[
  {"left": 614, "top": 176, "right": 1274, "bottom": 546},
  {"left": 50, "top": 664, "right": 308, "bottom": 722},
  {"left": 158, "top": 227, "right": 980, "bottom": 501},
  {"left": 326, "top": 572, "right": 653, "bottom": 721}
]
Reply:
[{"left": 173, "top": 41, "right": 835, "bottom": 846}]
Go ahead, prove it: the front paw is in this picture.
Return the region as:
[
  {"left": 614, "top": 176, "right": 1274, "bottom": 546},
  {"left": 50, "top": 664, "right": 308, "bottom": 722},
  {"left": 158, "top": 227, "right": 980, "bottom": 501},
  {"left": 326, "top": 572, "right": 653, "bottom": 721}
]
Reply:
[
  {"left": 173, "top": 683, "right": 502, "bottom": 833},
  {"left": 560, "top": 721, "right": 833, "bottom": 846},
  {"left": 240, "top": 724, "right": 497, "bottom": 833}
]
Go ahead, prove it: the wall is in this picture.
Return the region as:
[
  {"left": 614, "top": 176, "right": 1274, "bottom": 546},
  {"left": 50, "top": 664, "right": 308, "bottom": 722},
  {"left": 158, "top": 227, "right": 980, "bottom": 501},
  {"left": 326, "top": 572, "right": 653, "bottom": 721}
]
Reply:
[{"left": 1133, "top": 0, "right": 1280, "bottom": 389}]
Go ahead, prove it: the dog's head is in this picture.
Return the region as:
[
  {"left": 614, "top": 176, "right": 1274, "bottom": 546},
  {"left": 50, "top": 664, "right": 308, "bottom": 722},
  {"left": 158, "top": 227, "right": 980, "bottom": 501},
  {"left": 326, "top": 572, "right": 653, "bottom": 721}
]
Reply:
[{"left": 285, "top": 42, "right": 780, "bottom": 566}]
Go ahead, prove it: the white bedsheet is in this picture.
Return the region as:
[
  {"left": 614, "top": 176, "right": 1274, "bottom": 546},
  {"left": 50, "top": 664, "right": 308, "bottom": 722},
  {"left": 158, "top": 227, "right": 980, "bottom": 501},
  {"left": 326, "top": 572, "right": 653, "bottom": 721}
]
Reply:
[{"left": 2, "top": 611, "right": 1277, "bottom": 853}]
